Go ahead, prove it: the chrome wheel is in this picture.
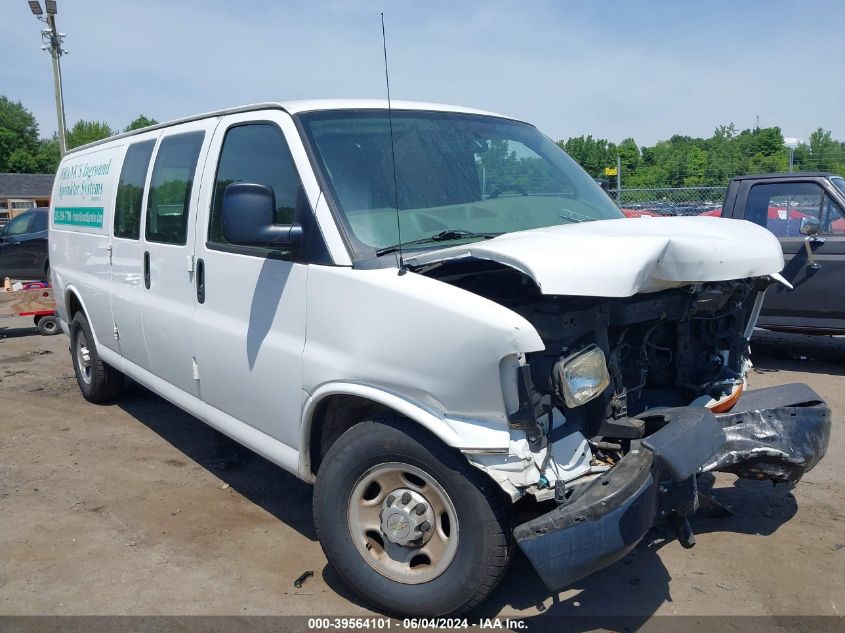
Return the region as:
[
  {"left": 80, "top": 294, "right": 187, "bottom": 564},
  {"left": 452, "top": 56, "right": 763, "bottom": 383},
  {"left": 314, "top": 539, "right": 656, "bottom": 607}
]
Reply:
[
  {"left": 75, "top": 330, "right": 92, "bottom": 385},
  {"left": 347, "top": 462, "right": 459, "bottom": 584}
]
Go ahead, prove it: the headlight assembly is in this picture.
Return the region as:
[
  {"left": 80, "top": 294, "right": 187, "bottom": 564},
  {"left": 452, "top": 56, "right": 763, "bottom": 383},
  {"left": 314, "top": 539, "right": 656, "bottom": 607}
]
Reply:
[{"left": 557, "top": 345, "right": 610, "bottom": 408}]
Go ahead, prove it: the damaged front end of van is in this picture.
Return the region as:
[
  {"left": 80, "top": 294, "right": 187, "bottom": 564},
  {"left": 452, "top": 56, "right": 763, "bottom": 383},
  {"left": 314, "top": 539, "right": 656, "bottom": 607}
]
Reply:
[{"left": 407, "top": 216, "right": 831, "bottom": 592}]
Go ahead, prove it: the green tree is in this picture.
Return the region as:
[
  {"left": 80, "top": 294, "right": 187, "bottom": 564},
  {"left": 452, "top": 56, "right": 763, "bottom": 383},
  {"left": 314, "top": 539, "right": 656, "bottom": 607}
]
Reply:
[
  {"left": 558, "top": 135, "right": 617, "bottom": 178},
  {"left": 124, "top": 115, "right": 158, "bottom": 132},
  {"left": 617, "top": 138, "right": 640, "bottom": 174},
  {"left": 34, "top": 136, "right": 61, "bottom": 173},
  {"left": 67, "top": 120, "right": 115, "bottom": 150},
  {"left": 705, "top": 123, "right": 741, "bottom": 183},
  {"left": 807, "top": 128, "right": 844, "bottom": 172},
  {"left": 0, "top": 96, "right": 40, "bottom": 172},
  {"left": 683, "top": 146, "right": 709, "bottom": 186}
]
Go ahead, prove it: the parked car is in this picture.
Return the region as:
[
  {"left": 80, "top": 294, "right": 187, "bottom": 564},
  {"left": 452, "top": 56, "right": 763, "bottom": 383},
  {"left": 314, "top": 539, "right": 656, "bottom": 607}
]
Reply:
[
  {"left": 49, "top": 101, "right": 830, "bottom": 617},
  {"left": 0, "top": 207, "right": 49, "bottom": 281},
  {"left": 621, "top": 207, "right": 659, "bottom": 218},
  {"left": 719, "top": 172, "right": 845, "bottom": 333}
]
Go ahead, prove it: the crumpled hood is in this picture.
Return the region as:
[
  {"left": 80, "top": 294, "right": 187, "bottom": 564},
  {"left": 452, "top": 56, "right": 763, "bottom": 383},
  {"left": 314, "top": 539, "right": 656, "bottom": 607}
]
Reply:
[{"left": 405, "top": 216, "right": 785, "bottom": 297}]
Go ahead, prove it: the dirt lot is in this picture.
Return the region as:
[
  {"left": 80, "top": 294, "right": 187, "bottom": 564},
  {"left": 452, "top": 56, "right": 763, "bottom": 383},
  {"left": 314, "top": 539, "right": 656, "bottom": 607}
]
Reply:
[{"left": 0, "top": 318, "right": 843, "bottom": 620}]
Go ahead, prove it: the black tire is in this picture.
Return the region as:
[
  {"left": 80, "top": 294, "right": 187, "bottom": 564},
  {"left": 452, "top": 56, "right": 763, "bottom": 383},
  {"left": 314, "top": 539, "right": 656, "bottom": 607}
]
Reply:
[
  {"left": 69, "top": 312, "right": 123, "bottom": 403},
  {"left": 314, "top": 416, "right": 513, "bottom": 617},
  {"left": 35, "top": 314, "right": 59, "bottom": 336}
]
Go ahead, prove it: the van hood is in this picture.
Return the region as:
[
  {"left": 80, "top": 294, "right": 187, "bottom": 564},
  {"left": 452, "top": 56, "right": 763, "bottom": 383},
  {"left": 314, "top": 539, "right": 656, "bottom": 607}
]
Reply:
[{"left": 405, "top": 216, "right": 785, "bottom": 297}]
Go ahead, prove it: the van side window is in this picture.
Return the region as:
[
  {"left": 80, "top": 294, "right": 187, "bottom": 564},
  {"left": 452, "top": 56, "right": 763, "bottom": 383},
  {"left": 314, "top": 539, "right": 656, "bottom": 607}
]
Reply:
[
  {"left": 209, "top": 123, "right": 299, "bottom": 245},
  {"left": 114, "top": 140, "right": 155, "bottom": 239},
  {"left": 146, "top": 132, "right": 205, "bottom": 245}
]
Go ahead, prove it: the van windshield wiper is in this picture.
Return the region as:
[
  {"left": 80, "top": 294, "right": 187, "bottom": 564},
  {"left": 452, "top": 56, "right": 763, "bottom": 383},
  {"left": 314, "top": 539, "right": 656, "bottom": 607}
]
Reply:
[{"left": 376, "top": 229, "right": 501, "bottom": 256}]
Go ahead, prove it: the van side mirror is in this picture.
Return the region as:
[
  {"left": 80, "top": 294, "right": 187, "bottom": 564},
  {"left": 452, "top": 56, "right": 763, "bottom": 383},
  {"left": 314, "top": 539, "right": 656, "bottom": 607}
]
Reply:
[
  {"left": 800, "top": 216, "right": 820, "bottom": 237},
  {"left": 221, "top": 183, "right": 302, "bottom": 248}
]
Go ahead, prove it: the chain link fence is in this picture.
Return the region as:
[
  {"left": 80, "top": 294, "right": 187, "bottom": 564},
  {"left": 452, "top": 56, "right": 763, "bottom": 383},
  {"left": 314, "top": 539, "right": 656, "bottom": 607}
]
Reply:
[{"left": 608, "top": 186, "right": 727, "bottom": 216}]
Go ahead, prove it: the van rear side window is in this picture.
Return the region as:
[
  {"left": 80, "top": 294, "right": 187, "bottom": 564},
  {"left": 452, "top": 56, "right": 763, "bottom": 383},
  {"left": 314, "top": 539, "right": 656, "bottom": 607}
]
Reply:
[
  {"left": 146, "top": 132, "right": 204, "bottom": 245},
  {"left": 114, "top": 140, "right": 155, "bottom": 240}
]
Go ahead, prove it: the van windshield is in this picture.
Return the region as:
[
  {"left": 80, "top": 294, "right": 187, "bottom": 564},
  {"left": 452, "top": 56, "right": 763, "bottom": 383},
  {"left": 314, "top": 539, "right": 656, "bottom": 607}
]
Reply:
[{"left": 297, "top": 110, "right": 623, "bottom": 259}]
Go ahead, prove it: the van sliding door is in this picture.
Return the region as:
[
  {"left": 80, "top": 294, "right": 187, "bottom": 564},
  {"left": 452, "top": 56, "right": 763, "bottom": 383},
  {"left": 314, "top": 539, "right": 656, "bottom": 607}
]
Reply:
[
  {"left": 110, "top": 136, "right": 156, "bottom": 370},
  {"left": 139, "top": 120, "right": 218, "bottom": 397}
]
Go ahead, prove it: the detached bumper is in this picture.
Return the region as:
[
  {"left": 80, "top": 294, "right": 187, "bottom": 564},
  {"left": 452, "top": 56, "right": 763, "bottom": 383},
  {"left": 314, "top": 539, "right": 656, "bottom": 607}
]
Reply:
[
  {"left": 702, "top": 383, "right": 831, "bottom": 484},
  {"left": 515, "top": 384, "right": 831, "bottom": 591}
]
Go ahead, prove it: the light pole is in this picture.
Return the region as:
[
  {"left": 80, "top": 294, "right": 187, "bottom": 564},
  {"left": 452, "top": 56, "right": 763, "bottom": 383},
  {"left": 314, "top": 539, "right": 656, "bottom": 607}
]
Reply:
[
  {"left": 28, "top": 0, "right": 68, "bottom": 156},
  {"left": 784, "top": 137, "right": 803, "bottom": 173}
]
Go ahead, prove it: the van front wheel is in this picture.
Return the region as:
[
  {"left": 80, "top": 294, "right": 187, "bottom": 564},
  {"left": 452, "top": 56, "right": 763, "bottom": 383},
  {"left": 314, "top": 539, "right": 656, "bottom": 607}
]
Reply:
[
  {"left": 70, "top": 312, "right": 123, "bottom": 403},
  {"left": 314, "top": 417, "right": 512, "bottom": 617}
]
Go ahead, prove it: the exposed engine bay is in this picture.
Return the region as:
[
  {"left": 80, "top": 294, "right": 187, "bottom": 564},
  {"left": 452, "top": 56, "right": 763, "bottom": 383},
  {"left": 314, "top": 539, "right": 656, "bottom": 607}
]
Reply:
[
  {"left": 424, "top": 259, "right": 762, "bottom": 430},
  {"left": 417, "top": 258, "right": 774, "bottom": 498}
]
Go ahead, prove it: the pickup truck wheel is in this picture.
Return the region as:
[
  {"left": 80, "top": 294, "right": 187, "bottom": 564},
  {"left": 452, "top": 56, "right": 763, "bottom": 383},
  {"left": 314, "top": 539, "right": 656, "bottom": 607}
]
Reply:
[
  {"left": 314, "top": 417, "right": 512, "bottom": 617},
  {"left": 70, "top": 312, "right": 123, "bottom": 403}
]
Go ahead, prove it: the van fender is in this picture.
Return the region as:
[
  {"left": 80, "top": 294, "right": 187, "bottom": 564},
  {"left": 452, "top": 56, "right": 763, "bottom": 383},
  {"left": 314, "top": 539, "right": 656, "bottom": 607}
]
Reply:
[
  {"left": 62, "top": 284, "right": 103, "bottom": 347},
  {"left": 299, "top": 381, "right": 511, "bottom": 481}
]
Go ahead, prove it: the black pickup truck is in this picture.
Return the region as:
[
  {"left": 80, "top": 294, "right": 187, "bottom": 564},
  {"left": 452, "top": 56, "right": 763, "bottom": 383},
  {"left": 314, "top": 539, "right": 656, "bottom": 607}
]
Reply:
[{"left": 719, "top": 172, "right": 845, "bottom": 333}]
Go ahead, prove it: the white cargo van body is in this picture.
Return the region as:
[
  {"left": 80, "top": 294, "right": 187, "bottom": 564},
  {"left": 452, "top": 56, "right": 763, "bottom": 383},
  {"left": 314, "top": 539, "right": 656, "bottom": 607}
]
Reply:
[{"left": 50, "top": 100, "right": 830, "bottom": 618}]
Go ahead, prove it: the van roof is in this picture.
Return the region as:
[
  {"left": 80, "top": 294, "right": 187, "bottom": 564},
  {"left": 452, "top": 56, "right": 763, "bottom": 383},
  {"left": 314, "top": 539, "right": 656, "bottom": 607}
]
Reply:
[{"left": 66, "top": 99, "right": 519, "bottom": 154}]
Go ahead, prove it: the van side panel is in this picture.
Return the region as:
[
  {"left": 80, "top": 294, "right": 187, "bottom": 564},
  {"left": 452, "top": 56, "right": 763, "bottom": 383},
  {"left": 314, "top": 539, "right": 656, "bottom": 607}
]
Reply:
[{"left": 50, "top": 144, "right": 125, "bottom": 352}]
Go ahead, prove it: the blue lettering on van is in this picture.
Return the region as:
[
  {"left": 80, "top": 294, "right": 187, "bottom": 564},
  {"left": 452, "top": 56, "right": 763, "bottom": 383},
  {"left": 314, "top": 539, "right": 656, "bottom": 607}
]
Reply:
[{"left": 54, "top": 207, "right": 105, "bottom": 228}]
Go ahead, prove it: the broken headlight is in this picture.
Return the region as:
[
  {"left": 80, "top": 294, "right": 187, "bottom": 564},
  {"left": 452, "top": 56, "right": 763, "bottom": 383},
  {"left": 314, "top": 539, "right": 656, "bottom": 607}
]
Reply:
[{"left": 557, "top": 345, "right": 610, "bottom": 408}]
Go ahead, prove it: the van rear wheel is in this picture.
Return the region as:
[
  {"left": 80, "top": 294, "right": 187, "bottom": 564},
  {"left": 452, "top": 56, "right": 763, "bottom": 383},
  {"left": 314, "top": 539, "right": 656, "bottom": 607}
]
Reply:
[
  {"left": 313, "top": 416, "right": 513, "bottom": 617},
  {"left": 70, "top": 312, "right": 123, "bottom": 403}
]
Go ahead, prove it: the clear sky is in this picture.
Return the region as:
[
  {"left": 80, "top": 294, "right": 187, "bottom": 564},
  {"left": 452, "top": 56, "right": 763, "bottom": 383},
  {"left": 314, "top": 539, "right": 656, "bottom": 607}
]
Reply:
[{"left": 2, "top": 0, "right": 843, "bottom": 145}]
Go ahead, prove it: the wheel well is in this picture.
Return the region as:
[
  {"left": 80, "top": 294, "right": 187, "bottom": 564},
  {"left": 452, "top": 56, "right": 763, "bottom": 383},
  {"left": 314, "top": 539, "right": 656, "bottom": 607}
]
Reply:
[
  {"left": 308, "top": 395, "right": 393, "bottom": 475},
  {"left": 66, "top": 291, "right": 83, "bottom": 320}
]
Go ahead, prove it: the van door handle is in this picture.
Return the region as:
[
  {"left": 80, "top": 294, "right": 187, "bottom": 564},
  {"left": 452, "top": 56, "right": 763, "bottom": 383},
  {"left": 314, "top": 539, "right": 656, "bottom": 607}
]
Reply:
[
  {"left": 144, "top": 251, "right": 150, "bottom": 289},
  {"left": 196, "top": 258, "right": 205, "bottom": 304}
]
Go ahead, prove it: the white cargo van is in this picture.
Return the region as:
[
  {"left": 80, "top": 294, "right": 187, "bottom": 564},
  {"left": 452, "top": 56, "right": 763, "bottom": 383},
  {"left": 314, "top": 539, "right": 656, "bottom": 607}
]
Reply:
[{"left": 50, "top": 100, "right": 830, "bottom": 616}]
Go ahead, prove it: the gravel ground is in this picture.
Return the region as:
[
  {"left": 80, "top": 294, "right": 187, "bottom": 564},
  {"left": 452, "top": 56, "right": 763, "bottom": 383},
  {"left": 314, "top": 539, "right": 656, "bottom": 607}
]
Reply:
[{"left": 0, "top": 318, "right": 842, "bottom": 621}]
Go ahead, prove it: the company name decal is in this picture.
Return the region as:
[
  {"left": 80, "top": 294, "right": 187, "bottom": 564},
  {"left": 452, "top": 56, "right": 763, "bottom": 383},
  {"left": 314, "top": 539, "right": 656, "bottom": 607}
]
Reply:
[{"left": 57, "top": 159, "right": 113, "bottom": 202}]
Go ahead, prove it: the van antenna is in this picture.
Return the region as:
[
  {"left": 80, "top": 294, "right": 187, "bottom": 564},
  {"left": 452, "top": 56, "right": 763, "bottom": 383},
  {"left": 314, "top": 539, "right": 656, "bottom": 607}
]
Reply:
[{"left": 381, "top": 12, "right": 405, "bottom": 274}]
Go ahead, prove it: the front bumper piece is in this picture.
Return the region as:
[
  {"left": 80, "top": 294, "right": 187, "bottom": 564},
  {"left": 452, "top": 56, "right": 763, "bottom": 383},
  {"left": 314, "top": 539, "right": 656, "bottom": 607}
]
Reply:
[{"left": 514, "top": 384, "right": 831, "bottom": 591}]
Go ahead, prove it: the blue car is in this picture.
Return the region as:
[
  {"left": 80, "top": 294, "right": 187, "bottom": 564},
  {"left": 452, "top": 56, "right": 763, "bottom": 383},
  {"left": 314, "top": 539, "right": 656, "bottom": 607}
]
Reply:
[{"left": 0, "top": 207, "right": 49, "bottom": 281}]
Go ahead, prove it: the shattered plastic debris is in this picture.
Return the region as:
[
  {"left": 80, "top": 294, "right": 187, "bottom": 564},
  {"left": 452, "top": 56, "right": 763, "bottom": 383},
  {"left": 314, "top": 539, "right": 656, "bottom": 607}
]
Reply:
[{"left": 293, "top": 570, "right": 314, "bottom": 588}]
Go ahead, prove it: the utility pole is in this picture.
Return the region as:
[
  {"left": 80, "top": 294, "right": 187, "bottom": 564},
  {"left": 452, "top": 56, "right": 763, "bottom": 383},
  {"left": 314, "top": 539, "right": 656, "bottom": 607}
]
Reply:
[
  {"left": 28, "top": 1, "right": 68, "bottom": 156},
  {"left": 784, "top": 138, "right": 802, "bottom": 173},
  {"left": 616, "top": 154, "right": 621, "bottom": 205}
]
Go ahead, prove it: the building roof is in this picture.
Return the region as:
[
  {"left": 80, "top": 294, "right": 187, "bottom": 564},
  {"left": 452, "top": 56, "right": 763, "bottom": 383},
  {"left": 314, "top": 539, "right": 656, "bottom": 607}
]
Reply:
[
  {"left": 0, "top": 173, "right": 55, "bottom": 199},
  {"left": 69, "top": 100, "right": 521, "bottom": 154}
]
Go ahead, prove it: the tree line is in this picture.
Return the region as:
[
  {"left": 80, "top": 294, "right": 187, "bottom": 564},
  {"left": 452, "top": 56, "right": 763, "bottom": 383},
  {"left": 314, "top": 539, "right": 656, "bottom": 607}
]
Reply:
[
  {"left": 557, "top": 124, "right": 845, "bottom": 188},
  {"left": 2, "top": 94, "right": 845, "bottom": 188},
  {"left": 0, "top": 96, "right": 157, "bottom": 173}
]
